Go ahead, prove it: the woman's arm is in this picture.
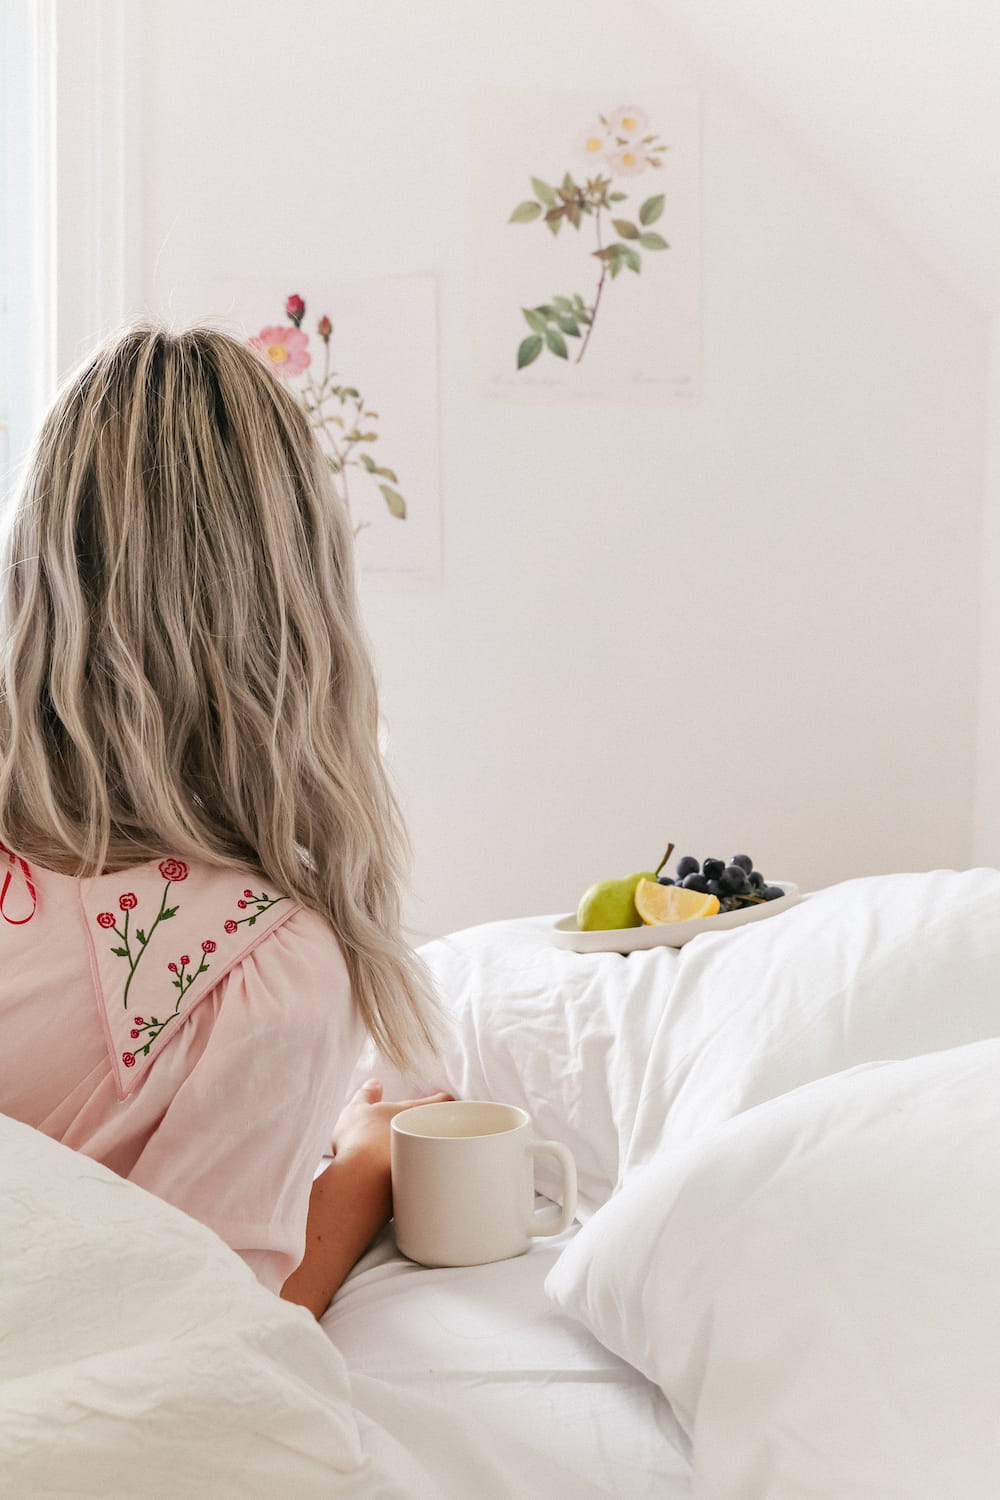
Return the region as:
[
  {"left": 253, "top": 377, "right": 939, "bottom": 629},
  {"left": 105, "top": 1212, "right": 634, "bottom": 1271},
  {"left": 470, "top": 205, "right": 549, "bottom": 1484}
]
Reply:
[{"left": 280, "top": 1079, "right": 450, "bottom": 1319}]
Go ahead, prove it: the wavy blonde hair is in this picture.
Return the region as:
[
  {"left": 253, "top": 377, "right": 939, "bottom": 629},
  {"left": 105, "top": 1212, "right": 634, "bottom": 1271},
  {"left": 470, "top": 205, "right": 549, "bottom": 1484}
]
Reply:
[{"left": 0, "top": 324, "right": 438, "bottom": 1069}]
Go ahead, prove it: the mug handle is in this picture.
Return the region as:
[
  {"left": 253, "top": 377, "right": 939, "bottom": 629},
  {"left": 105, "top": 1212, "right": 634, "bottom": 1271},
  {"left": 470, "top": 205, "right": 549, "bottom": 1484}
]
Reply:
[{"left": 526, "top": 1138, "right": 578, "bottom": 1237}]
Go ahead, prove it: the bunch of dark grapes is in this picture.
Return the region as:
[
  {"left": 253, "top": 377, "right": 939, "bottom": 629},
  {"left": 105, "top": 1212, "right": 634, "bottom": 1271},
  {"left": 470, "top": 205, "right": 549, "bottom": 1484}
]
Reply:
[{"left": 658, "top": 854, "right": 784, "bottom": 911}]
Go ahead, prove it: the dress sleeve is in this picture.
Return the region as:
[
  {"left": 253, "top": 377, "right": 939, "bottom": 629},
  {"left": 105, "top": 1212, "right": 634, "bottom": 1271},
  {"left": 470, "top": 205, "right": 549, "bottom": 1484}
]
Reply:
[{"left": 127, "top": 905, "right": 365, "bottom": 1293}]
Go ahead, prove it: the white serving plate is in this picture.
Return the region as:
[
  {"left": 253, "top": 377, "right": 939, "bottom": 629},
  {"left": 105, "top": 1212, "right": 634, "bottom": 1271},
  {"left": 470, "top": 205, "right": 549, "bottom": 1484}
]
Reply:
[{"left": 552, "top": 882, "right": 802, "bottom": 954}]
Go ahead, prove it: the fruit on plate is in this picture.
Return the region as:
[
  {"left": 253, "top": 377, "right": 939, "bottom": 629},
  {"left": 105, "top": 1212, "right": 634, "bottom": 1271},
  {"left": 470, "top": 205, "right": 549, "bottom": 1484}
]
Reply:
[
  {"left": 657, "top": 851, "right": 785, "bottom": 911},
  {"left": 634, "top": 879, "right": 720, "bottom": 925},
  {"left": 576, "top": 870, "right": 658, "bottom": 931}
]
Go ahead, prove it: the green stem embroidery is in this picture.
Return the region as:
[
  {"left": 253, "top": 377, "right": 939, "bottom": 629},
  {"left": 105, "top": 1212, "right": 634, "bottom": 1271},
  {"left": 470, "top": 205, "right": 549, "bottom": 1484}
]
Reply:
[
  {"left": 230, "top": 890, "right": 287, "bottom": 930},
  {"left": 129, "top": 951, "right": 210, "bottom": 1057},
  {"left": 122, "top": 879, "right": 179, "bottom": 1009}
]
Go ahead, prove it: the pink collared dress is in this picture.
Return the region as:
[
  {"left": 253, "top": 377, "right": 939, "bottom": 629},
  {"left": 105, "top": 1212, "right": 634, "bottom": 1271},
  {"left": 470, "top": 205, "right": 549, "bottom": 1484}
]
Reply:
[{"left": 0, "top": 847, "right": 364, "bottom": 1293}]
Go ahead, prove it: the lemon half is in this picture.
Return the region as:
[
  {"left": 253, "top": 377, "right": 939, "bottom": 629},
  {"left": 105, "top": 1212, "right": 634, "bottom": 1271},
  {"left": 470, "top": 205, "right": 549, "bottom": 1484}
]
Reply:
[{"left": 634, "top": 878, "right": 721, "bottom": 926}]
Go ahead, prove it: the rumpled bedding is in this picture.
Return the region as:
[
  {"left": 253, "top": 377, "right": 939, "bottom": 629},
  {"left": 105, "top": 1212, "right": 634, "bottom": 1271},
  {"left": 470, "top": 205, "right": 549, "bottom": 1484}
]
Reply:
[{"left": 10, "top": 866, "right": 1000, "bottom": 1497}]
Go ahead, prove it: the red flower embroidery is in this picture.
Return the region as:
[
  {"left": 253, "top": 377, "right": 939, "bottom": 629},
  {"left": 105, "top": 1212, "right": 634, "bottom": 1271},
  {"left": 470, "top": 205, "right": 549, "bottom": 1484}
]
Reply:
[
  {"left": 224, "top": 919, "right": 238, "bottom": 934},
  {"left": 243, "top": 889, "right": 254, "bottom": 898},
  {"left": 179, "top": 955, "right": 190, "bottom": 967},
  {"left": 133, "top": 1016, "right": 145, "bottom": 1025},
  {"left": 122, "top": 1052, "right": 136, "bottom": 1067},
  {"left": 119, "top": 893, "right": 138, "bottom": 910},
  {"left": 168, "top": 962, "right": 177, "bottom": 973},
  {"left": 130, "top": 1028, "right": 140, "bottom": 1039},
  {"left": 202, "top": 939, "right": 216, "bottom": 954},
  {"left": 158, "top": 858, "right": 189, "bottom": 883},
  {"left": 97, "top": 912, "right": 116, "bottom": 929},
  {"left": 237, "top": 900, "right": 247, "bottom": 909}
]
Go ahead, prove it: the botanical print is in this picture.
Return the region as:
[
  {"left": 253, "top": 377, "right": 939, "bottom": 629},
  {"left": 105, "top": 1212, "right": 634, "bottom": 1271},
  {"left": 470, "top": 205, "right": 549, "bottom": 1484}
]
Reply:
[
  {"left": 251, "top": 294, "right": 408, "bottom": 530},
  {"left": 508, "top": 106, "right": 670, "bottom": 371},
  {"left": 122, "top": 941, "right": 216, "bottom": 1068},
  {"left": 478, "top": 88, "right": 701, "bottom": 403},
  {"left": 223, "top": 888, "right": 287, "bottom": 934},
  {"left": 185, "top": 273, "right": 441, "bottom": 582},
  {"left": 97, "top": 858, "right": 190, "bottom": 1009}
]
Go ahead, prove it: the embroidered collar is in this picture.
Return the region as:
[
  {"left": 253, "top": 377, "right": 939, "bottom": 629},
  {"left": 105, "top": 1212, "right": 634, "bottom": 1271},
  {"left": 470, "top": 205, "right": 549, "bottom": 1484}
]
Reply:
[{"left": 79, "top": 858, "right": 296, "bottom": 1099}]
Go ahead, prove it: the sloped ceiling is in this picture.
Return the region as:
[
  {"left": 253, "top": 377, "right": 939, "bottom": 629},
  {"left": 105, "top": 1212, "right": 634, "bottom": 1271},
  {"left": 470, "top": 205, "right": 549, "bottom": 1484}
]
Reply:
[{"left": 656, "top": 0, "right": 1000, "bottom": 313}]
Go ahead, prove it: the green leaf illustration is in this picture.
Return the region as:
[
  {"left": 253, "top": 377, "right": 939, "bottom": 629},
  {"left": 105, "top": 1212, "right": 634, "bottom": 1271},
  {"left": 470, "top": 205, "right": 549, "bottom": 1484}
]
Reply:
[
  {"left": 161, "top": 906, "right": 178, "bottom": 921},
  {"left": 623, "top": 246, "right": 642, "bottom": 273},
  {"left": 509, "top": 200, "right": 542, "bottom": 224},
  {"left": 522, "top": 307, "right": 548, "bottom": 334},
  {"left": 639, "top": 194, "right": 665, "bottom": 226},
  {"left": 359, "top": 452, "right": 377, "bottom": 472},
  {"left": 544, "top": 328, "right": 569, "bottom": 360},
  {"left": 612, "top": 218, "right": 640, "bottom": 240},
  {"left": 531, "top": 176, "right": 556, "bottom": 206},
  {"left": 639, "top": 231, "right": 669, "bottom": 250},
  {"left": 376, "top": 465, "right": 399, "bottom": 482},
  {"left": 608, "top": 191, "right": 627, "bottom": 203},
  {"left": 517, "top": 334, "right": 544, "bottom": 369},
  {"left": 552, "top": 296, "right": 573, "bottom": 312},
  {"left": 135, "top": 929, "right": 146, "bottom": 945},
  {"left": 379, "top": 485, "right": 406, "bottom": 519},
  {"left": 112, "top": 946, "right": 129, "bottom": 958},
  {"left": 555, "top": 314, "right": 581, "bottom": 337}
]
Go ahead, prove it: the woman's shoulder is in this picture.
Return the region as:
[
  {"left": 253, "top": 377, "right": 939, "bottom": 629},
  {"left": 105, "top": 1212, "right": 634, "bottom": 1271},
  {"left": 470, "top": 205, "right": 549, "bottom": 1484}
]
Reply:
[{"left": 76, "top": 857, "right": 340, "bottom": 1098}]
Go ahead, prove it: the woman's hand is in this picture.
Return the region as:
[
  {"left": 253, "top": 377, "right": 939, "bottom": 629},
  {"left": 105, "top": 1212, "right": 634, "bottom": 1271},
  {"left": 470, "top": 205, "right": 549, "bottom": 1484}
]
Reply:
[
  {"left": 332, "top": 1077, "right": 453, "bottom": 1172},
  {"left": 281, "top": 1078, "right": 452, "bottom": 1319}
]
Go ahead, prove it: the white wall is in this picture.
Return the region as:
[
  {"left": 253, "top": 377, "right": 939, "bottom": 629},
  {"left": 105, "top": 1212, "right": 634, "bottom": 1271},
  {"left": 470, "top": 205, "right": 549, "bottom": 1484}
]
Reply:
[{"left": 136, "top": 0, "right": 985, "bottom": 938}]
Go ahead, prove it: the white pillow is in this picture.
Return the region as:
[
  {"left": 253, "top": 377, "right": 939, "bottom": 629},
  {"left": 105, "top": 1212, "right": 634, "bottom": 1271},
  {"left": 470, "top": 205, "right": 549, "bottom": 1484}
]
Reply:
[
  {"left": 0, "top": 1114, "right": 394, "bottom": 1499},
  {"left": 624, "top": 867, "right": 1000, "bottom": 1167},
  {"left": 547, "top": 1039, "right": 1000, "bottom": 1500}
]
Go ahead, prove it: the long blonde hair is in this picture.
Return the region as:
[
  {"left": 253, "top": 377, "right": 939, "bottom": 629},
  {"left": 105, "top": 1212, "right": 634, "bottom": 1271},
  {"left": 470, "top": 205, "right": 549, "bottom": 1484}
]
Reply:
[{"left": 0, "top": 324, "right": 438, "bottom": 1069}]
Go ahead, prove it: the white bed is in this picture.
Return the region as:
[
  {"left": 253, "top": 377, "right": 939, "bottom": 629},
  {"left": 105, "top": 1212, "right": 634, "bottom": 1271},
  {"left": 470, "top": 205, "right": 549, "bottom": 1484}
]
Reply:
[{"left": 6, "top": 867, "right": 1000, "bottom": 1497}]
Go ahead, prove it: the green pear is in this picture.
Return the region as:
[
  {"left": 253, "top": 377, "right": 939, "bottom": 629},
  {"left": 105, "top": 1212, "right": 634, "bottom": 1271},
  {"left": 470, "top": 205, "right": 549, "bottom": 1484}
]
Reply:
[{"left": 577, "top": 871, "right": 657, "bottom": 931}]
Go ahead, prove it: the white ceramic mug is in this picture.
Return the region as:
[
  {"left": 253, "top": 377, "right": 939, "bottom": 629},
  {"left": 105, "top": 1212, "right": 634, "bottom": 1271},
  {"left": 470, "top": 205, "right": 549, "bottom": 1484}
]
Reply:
[{"left": 390, "top": 1100, "right": 578, "bottom": 1268}]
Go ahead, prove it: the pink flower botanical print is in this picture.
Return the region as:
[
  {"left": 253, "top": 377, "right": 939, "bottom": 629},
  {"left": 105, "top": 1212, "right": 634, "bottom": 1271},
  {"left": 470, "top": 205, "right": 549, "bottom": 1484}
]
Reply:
[
  {"left": 249, "top": 295, "right": 408, "bottom": 533},
  {"left": 98, "top": 859, "right": 189, "bottom": 1008},
  {"left": 508, "top": 102, "right": 669, "bottom": 369},
  {"left": 248, "top": 325, "right": 311, "bottom": 379}
]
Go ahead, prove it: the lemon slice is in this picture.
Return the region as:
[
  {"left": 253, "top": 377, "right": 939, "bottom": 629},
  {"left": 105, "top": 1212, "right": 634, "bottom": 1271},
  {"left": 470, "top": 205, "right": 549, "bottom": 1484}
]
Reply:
[{"left": 634, "top": 878, "right": 720, "bottom": 926}]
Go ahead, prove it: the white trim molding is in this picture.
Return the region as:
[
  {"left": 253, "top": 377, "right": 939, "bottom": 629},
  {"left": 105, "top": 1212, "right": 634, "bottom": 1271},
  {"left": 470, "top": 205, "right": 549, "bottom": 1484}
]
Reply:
[
  {"left": 50, "top": 0, "right": 143, "bottom": 377},
  {"left": 1, "top": 0, "right": 141, "bottom": 498}
]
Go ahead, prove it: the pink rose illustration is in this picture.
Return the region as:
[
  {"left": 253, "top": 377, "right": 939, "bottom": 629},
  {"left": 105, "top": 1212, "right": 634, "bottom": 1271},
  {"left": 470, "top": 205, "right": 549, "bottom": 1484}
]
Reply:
[
  {"left": 224, "top": 919, "right": 238, "bottom": 934},
  {"left": 97, "top": 912, "right": 116, "bottom": 929},
  {"left": 317, "top": 314, "right": 332, "bottom": 341},
  {"left": 122, "top": 1052, "right": 136, "bottom": 1068},
  {"left": 119, "top": 893, "right": 138, "bottom": 910},
  {"left": 202, "top": 939, "right": 216, "bottom": 954},
  {"left": 249, "top": 325, "right": 311, "bottom": 379},
  {"left": 285, "top": 293, "right": 305, "bottom": 325},
  {"left": 158, "top": 858, "right": 189, "bottom": 883}
]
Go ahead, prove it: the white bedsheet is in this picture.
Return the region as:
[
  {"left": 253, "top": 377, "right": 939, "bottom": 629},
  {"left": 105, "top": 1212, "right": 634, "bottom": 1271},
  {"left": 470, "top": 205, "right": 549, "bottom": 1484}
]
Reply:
[{"left": 326, "top": 1228, "right": 692, "bottom": 1500}]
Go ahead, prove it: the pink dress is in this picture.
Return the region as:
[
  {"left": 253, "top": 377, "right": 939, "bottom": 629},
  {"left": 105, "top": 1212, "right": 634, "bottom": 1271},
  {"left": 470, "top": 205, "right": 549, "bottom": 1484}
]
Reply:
[{"left": 0, "top": 846, "right": 364, "bottom": 1293}]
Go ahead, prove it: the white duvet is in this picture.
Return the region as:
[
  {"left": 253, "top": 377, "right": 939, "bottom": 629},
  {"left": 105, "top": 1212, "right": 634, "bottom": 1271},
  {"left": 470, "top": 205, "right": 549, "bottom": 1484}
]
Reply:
[
  {"left": 10, "top": 865, "right": 1000, "bottom": 1497},
  {"left": 539, "top": 868, "right": 1000, "bottom": 1497}
]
